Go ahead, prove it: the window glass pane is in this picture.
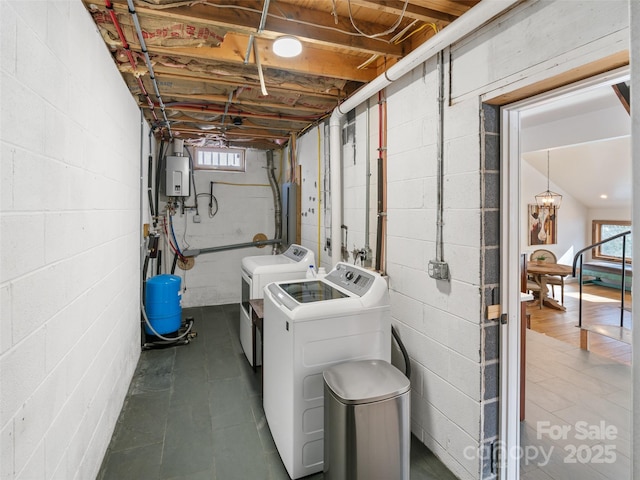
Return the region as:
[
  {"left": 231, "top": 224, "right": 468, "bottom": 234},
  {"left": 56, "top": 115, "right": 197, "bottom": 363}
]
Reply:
[
  {"left": 194, "top": 147, "right": 245, "bottom": 172},
  {"left": 600, "top": 224, "right": 632, "bottom": 258}
]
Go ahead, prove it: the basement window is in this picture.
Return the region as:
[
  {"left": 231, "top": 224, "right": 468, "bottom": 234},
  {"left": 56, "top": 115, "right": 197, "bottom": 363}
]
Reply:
[
  {"left": 195, "top": 147, "right": 245, "bottom": 172},
  {"left": 592, "top": 220, "right": 632, "bottom": 263}
]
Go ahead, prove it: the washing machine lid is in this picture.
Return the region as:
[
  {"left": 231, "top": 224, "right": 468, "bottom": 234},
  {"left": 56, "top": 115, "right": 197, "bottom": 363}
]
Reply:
[
  {"left": 323, "top": 359, "right": 410, "bottom": 404},
  {"left": 277, "top": 280, "right": 348, "bottom": 304}
]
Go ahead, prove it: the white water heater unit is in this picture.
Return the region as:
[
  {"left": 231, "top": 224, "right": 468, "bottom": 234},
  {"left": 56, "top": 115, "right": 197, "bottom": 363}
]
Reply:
[{"left": 165, "top": 155, "right": 190, "bottom": 197}]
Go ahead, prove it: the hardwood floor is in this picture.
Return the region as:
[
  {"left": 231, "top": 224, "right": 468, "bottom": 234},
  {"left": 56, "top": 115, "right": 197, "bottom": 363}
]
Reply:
[{"left": 526, "top": 282, "right": 632, "bottom": 365}]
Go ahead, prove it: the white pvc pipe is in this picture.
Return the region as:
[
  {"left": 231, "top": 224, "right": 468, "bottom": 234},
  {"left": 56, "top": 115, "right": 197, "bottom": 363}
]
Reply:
[{"left": 329, "top": 0, "right": 520, "bottom": 267}]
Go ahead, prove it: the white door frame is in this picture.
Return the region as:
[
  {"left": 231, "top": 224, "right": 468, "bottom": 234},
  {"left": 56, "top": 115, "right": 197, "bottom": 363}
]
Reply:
[{"left": 498, "top": 66, "right": 631, "bottom": 480}]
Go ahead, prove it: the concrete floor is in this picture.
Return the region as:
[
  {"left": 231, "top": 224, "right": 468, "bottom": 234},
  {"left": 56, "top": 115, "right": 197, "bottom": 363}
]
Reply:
[{"left": 97, "top": 304, "right": 459, "bottom": 480}]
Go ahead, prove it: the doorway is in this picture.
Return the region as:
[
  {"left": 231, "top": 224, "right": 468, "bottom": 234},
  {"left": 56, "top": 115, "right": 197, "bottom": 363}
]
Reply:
[{"left": 499, "top": 67, "right": 631, "bottom": 480}]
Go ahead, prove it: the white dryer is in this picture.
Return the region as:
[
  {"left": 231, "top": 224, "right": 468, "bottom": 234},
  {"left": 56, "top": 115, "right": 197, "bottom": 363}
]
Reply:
[
  {"left": 240, "top": 244, "right": 315, "bottom": 367},
  {"left": 263, "top": 262, "right": 391, "bottom": 479}
]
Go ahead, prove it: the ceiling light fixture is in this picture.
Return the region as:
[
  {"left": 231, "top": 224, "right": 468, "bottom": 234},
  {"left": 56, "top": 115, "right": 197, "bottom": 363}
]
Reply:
[
  {"left": 535, "top": 150, "right": 562, "bottom": 209},
  {"left": 273, "top": 36, "right": 302, "bottom": 58}
]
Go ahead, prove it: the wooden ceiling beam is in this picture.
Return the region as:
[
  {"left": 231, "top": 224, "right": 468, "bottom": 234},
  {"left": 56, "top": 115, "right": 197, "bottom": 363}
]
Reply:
[
  {"left": 120, "top": 68, "right": 345, "bottom": 102},
  {"left": 174, "top": 126, "right": 288, "bottom": 140},
  {"left": 612, "top": 82, "right": 630, "bottom": 115},
  {"left": 105, "top": 0, "right": 404, "bottom": 57},
  {"left": 146, "top": 104, "right": 325, "bottom": 124},
  {"left": 348, "top": 0, "right": 456, "bottom": 23},
  {"left": 410, "top": 0, "right": 479, "bottom": 17},
  {"left": 167, "top": 115, "right": 309, "bottom": 132},
  {"left": 160, "top": 93, "right": 324, "bottom": 115},
  {"left": 129, "top": 34, "right": 377, "bottom": 83}
]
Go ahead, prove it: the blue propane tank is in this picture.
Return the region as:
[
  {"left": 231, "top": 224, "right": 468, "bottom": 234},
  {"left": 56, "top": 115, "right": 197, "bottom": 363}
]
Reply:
[{"left": 145, "top": 274, "right": 182, "bottom": 335}]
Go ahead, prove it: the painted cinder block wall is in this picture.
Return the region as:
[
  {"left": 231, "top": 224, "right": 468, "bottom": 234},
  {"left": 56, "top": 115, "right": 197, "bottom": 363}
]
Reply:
[
  {"left": 1, "top": 2, "right": 145, "bottom": 479},
  {"left": 294, "top": 1, "right": 630, "bottom": 479},
  {"left": 295, "top": 108, "right": 380, "bottom": 272}
]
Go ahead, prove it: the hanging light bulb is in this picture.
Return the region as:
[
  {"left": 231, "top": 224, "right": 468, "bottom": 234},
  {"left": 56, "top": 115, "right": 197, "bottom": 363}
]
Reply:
[{"left": 535, "top": 150, "right": 562, "bottom": 208}]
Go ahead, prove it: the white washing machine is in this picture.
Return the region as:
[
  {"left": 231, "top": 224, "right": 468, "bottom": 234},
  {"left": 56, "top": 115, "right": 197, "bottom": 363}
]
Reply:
[
  {"left": 262, "top": 262, "right": 391, "bottom": 479},
  {"left": 240, "top": 244, "right": 315, "bottom": 367}
]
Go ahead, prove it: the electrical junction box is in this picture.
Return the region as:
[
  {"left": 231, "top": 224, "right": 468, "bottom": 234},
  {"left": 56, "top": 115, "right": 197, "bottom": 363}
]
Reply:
[
  {"left": 428, "top": 260, "right": 449, "bottom": 280},
  {"left": 165, "top": 155, "right": 190, "bottom": 197}
]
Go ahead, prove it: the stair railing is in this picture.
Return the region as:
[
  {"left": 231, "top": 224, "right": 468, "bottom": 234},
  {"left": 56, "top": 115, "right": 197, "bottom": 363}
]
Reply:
[{"left": 571, "top": 230, "right": 631, "bottom": 328}]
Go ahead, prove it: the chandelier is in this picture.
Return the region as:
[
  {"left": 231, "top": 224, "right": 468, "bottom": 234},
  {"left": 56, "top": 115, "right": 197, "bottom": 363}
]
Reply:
[{"left": 535, "top": 150, "right": 562, "bottom": 209}]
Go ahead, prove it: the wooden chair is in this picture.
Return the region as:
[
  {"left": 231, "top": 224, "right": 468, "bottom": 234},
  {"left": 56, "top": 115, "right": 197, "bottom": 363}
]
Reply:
[
  {"left": 521, "top": 254, "right": 537, "bottom": 326},
  {"left": 521, "top": 253, "right": 542, "bottom": 310},
  {"left": 529, "top": 249, "right": 565, "bottom": 304}
]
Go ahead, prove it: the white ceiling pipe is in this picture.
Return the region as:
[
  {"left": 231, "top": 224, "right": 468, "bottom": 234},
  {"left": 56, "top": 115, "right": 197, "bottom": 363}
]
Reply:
[{"left": 329, "top": 0, "right": 521, "bottom": 268}]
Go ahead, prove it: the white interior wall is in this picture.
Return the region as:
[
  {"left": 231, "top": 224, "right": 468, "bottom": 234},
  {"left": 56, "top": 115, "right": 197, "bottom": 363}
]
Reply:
[
  {"left": 163, "top": 149, "right": 276, "bottom": 308},
  {"left": 1, "top": 2, "right": 144, "bottom": 479},
  {"left": 520, "top": 161, "right": 588, "bottom": 265}
]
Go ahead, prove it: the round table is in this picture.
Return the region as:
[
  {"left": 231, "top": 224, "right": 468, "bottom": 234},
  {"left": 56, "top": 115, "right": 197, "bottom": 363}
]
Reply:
[{"left": 526, "top": 261, "right": 573, "bottom": 311}]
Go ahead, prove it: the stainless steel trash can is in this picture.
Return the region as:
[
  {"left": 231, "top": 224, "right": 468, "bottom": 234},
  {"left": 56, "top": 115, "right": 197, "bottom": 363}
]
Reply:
[{"left": 323, "top": 359, "right": 410, "bottom": 480}]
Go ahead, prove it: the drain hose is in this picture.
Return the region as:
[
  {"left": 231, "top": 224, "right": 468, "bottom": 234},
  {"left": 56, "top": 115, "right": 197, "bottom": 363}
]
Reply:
[{"left": 392, "top": 325, "right": 411, "bottom": 380}]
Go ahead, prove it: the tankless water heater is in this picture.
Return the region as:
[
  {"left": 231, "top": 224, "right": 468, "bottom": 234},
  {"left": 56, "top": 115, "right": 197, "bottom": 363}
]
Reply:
[{"left": 165, "top": 155, "right": 190, "bottom": 197}]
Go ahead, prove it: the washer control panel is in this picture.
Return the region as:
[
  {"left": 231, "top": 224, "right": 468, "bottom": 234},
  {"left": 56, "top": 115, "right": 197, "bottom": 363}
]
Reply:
[
  {"left": 325, "top": 263, "right": 375, "bottom": 297},
  {"left": 283, "top": 244, "right": 310, "bottom": 262}
]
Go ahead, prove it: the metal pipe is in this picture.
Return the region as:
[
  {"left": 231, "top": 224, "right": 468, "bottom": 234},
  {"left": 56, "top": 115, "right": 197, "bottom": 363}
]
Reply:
[
  {"left": 375, "top": 91, "right": 386, "bottom": 272},
  {"left": 578, "top": 255, "right": 583, "bottom": 327},
  {"left": 244, "top": 0, "right": 271, "bottom": 64},
  {"left": 329, "top": 0, "right": 521, "bottom": 267},
  {"left": 126, "top": 0, "right": 172, "bottom": 136},
  {"left": 364, "top": 98, "right": 371, "bottom": 253},
  {"left": 147, "top": 131, "right": 155, "bottom": 223},
  {"left": 621, "top": 235, "right": 626, "bottom": 327},
  {"left": 244, "top": 34, "right": 256, "bottom": 65},
  {"left": 267, "top": 150, "right": 282, "bottom": 254},
  {"left": 183, "top": 239, "right": 282, "bottom": 257},
  {"left": 375, "top": 154, "right": 383, "bottom": 271}
]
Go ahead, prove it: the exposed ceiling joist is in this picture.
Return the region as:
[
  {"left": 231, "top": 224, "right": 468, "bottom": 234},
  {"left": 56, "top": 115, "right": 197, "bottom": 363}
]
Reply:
[{"left": 83, "top": 0, "right": 480, "bottom": 148}]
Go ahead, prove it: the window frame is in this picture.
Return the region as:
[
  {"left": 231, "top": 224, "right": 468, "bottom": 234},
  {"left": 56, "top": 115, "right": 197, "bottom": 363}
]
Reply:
[
  {"left": 591, "top": 219, "right": 632, "bottom": 263},
  {"left": 194, "top": 147, "right": 246, "bottom": 172}
]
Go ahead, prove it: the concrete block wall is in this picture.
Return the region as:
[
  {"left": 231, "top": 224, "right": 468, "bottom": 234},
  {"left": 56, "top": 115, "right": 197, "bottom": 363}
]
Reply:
[
  {"left": 295, "top": 126, "right": 329, "bottom": 269},
  {"left": 161, "top": 149, "right": 278, "bottom": 307},
  {"left": 1, "top": 2, "right": 144, "bottom": 479},
  {"left": 295, "top": 109, "right": 380, "bottom": 271},
  {"left": 341, "top": 105, "right": 379, "bottom": 266}
]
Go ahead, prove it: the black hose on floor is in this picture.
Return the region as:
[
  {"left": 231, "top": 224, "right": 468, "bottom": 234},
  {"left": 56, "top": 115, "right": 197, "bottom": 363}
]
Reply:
[{"left": 392, "top": 325, "right": 411, "bottom": 380}]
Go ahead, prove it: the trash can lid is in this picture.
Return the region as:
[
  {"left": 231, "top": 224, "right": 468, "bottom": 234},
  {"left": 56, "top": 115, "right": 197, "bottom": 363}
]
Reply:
[{"left": 323, "top": 359, "right": 410, "bottom": 404}]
